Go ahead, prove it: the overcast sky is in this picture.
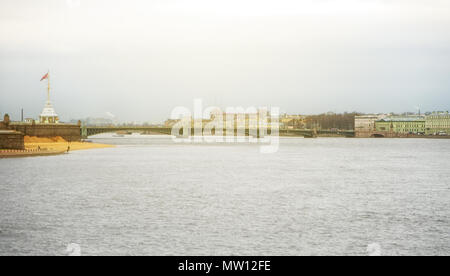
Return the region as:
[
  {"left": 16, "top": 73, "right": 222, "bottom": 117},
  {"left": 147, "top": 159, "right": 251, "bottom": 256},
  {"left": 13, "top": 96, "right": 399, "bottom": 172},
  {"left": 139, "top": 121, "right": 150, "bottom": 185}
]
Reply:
[{"left": 1, "top": 0, "right": 450, "bottom": 123}]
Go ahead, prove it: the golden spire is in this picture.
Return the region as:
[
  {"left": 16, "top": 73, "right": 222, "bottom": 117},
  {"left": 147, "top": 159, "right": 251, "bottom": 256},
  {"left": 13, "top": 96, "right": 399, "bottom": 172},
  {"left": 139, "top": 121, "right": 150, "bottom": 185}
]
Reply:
[{"left": 47, "top": 71, "right": 50, "bottom": 101}]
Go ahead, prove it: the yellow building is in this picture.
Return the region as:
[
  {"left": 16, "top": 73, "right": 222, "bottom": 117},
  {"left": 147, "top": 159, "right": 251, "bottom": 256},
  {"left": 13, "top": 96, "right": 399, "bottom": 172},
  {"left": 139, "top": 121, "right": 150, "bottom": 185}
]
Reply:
[{"left": 375, "top": 116, "right": 426, "bottom": 134}]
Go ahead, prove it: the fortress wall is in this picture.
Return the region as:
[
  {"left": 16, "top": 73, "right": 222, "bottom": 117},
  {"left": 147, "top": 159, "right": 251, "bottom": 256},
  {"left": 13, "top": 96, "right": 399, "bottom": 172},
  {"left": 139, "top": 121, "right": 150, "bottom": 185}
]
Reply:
[
  {"left": 10, "top": 123, "right": 81, "bottom": 142},
  {"left": 0, "top": 131, "right": 25, "bottom": 150}
]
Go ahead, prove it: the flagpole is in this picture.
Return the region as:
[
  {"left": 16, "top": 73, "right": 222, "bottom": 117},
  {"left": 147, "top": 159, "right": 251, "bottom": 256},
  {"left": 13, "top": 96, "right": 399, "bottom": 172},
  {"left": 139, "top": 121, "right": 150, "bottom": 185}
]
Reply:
[{"left": 47, "top": 71, "right": 50, "bottom": 102}]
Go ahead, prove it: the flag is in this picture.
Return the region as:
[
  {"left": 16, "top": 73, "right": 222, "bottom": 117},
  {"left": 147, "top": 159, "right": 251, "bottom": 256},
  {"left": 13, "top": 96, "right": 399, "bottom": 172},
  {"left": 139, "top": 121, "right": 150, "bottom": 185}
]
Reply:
[{"left": 40, "top": 72, "right": 49, "bottom": 81}]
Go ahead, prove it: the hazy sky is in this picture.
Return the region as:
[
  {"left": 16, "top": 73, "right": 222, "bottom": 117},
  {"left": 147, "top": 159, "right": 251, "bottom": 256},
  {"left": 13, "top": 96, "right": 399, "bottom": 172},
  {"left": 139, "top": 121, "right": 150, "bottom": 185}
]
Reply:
[{"left": 1, "top": 0, "right": 450, "bottom": 123}]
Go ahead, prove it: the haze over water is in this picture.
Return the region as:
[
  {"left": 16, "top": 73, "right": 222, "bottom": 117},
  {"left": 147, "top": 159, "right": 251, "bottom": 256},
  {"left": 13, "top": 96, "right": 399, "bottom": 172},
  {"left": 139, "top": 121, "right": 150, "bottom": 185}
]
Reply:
[{"left": 1, "top": 136, "right": 449, "bottom": 255}]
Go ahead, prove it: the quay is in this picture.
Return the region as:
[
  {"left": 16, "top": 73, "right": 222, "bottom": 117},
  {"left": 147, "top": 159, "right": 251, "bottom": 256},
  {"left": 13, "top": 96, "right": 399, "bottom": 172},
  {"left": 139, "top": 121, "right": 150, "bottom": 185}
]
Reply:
[{"left": 0, "top": 149, "right": 67, "bottom": 158}]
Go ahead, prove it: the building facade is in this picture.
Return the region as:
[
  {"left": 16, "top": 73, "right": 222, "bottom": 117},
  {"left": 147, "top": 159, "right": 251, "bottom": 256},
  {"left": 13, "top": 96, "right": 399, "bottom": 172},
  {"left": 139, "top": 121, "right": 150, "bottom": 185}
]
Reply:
[
  {"left": 0, "top": 113, "right": 10, "bottom": 129},
  {"left": 375, "top": 116, "right": 426, "bottom": 134},
  {"left": 425, "top": 112, "right": 450, "bottom": 135},
  {"left": 39, "top": 100, "right": 59, "bottom": 124},
  {"left": 280, "top": 114, "right": 306, "bottom": 130},
  {"left": 354, "top": 114, "right": 386, "bottom": 137}
]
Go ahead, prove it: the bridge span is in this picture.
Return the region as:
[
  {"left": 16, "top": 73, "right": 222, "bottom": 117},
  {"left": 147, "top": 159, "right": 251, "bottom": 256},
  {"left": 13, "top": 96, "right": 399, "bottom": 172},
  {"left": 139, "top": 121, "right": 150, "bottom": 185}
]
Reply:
[{"left": 81, "top": 126, "right": 354, "bottom": 139}]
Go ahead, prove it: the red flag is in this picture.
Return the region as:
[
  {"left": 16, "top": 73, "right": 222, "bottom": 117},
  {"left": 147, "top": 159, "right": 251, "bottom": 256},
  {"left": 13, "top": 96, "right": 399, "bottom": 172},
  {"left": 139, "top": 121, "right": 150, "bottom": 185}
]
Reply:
[{"left": 40, "top": 72, "right": 49, "bottom": 81}]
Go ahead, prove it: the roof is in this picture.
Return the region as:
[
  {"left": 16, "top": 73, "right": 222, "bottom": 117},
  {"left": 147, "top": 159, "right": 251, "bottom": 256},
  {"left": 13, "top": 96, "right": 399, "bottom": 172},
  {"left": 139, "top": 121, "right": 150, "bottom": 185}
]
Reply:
[{"left": 377, "top": 116, "right": 425, "bottom": 122}]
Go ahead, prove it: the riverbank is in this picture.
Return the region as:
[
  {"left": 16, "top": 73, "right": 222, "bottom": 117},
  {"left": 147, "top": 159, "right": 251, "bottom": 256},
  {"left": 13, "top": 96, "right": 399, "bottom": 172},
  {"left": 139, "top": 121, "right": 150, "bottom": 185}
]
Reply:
[
  {"left": 23, "top": 136, "right": 114, "bottom": 151},
  {"left": 0, "top": 149, "right": 67, "bottom": 158},
  {"left": 0, "top": 136, "right": 113, "bottom": 158}
]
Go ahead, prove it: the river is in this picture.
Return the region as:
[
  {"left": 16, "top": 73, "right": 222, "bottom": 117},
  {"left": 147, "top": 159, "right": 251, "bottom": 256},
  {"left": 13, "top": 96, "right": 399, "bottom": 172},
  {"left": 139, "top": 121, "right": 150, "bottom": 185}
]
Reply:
[{"left": 1, "top": 135, "right": 449, "bottom": 255}]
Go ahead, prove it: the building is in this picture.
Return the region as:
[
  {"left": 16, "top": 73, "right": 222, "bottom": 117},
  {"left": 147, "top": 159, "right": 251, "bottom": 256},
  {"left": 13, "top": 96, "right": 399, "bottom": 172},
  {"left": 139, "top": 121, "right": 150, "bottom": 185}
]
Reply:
[
  {"left": 280, "top": 114, "right": 306, "bottom": 129},
  {"left": 39, "top": 72, "right": 59, "bottom": 124},
  {"left": 39, "top": 100, "right": 59, "bottom": 124},
  {"left": 0, "top": 114, "right": 25, "bottom": 150},
  {"left": 425, "top": 112, "right": 450, "bottom": 135},
  {"left": 0, "top": 113, "right": 10, "bottom": 129},
  {"left": 375, "top": 116, "right": 426, "bottom": 135},
  {"left": 354, "top": 114, "right": 386, "bottom": 137}
]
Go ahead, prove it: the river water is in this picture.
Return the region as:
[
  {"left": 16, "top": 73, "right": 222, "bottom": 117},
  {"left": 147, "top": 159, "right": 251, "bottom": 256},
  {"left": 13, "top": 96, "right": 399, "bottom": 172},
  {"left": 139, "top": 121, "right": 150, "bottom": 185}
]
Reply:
[{"left": 1, "top": 135, "right": 449, "bottom": 256}]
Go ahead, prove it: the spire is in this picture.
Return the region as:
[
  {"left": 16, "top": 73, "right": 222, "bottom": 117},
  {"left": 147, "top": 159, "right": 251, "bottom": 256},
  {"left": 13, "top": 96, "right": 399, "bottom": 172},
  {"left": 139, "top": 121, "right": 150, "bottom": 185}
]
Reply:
[
  {"left": 39, "top": 71, "right": 59, "bottom": 124},
  {"left": 47, "top": 71, "right": 50, "bottom": 102},
  {"left": 40, "top": 71, "right": 50, "bottom": 101}
]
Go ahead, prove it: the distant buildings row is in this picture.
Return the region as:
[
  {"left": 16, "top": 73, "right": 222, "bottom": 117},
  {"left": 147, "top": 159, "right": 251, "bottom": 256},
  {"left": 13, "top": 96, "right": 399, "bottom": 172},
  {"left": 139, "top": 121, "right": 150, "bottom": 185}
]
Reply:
[
  {"left": 355, "top": 112, "right": 450, "bottom": 137},
  {"left": 164, "top": 111, "right": 356, "bottom": 131},
  {"left": 163, "top": 110, "right": 317, "bottom": 130},
  {"left": 164, "top": 109, "right": 282, "bottom": 129},
  {"left": 163, "top": 110, "right": 450, "bottom": 136}
]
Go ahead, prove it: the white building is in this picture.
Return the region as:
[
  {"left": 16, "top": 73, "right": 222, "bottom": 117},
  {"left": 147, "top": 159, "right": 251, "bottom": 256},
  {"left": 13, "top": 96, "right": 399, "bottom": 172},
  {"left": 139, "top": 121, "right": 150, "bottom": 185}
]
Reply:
[
  {"left": 39, "top": 100, "right": 59, "bottom": 124},
  {"left": 354, "top": 114, "right": 387, "bottom": 137}
]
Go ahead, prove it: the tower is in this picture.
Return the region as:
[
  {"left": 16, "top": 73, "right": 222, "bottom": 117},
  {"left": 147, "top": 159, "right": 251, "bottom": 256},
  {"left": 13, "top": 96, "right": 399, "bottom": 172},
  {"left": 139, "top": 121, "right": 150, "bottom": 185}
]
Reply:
[
  {"left": 0, "top": 114, "right": 10, "bottom": 129},
  {"left": 39, "top": 72, "right": 59, "bottom": 124}
]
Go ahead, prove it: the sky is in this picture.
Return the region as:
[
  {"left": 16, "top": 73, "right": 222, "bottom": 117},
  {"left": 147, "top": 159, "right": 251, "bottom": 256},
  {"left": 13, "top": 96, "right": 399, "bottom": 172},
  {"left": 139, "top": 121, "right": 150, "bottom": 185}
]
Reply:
[{"left": 1, "top": 0, "right": 450, "bottom": 123}]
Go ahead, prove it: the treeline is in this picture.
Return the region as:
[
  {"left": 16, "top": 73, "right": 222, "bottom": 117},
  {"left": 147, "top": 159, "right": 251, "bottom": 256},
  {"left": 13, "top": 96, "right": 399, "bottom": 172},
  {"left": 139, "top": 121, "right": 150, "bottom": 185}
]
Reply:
[{"left": 305, "top": 112, "right": 361, "bottom": 130}]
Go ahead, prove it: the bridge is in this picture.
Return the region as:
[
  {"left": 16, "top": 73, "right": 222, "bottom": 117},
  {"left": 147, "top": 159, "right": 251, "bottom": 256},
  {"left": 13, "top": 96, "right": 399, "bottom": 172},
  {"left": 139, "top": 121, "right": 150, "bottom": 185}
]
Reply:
[
  {"left": 81, "top": 126, "right": 354, "bottom": 139},
  {"left": 82, "top": 126, "right": 173, "bottom": 138}
]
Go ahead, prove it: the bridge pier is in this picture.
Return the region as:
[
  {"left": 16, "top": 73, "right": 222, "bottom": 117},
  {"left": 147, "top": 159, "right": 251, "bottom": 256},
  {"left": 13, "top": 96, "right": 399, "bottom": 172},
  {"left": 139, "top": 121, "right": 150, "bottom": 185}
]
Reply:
[{"left": 81, "top": 125, "right": 88, "bottom": 139}]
